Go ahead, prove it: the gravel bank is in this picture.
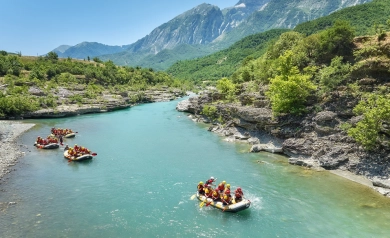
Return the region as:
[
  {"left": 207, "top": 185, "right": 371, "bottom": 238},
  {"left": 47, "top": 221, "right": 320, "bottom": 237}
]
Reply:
[{"left": 0, "top": 121, "right": 35, "bottom": 180}]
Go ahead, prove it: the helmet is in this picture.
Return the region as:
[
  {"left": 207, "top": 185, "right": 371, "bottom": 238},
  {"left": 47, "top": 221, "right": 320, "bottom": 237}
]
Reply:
[
  {"left": 222, "top": 181, "right": 226, "bottom": 184},
  {"left": 237, "top": 187, "right": 242, "bottom": 191},
  {"left": 199, "top": 181, "right": 204, "bottom": 185},
  {"left": 210, "top": 176, "right": 214, "bottom": 180},
  {"left": 227, "top": 184, "right": 230, "bottom": 188}
]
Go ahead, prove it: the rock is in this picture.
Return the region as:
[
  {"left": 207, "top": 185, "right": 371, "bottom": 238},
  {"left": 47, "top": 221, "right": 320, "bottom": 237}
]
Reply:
[
  {"left": 250, "top": 143, "right": 283, "bottom": 153},
  {"left": 374, "top": 187, "right": 390, "bottom": 196},
  {"left": 313, "top": 111, "right": 337, "bottom": 122},
  {"left": 288, "top": 157, "right": 319, "bottom": 168},
  {"left": 250, "top": 144, "right": 265, "bottom": 152},
  {"left": 28, "top": 87, "right": 46, "bottom": 96},
  {"left": 176, "top": 99, "right": 191, "bottom": 112},
  {"left": 372, "top": 179, "right": 390, "bottom": 189},
  {"left": 247, "top": 137, "right": 260, "bottom": 145}
]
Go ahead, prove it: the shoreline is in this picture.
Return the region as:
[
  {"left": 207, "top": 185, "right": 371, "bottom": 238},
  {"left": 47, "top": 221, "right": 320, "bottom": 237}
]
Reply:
[
  {"left": 185, "top": 114, "right": 387, "bottom": 196},
  {"left": 0, "top": 121, "right": 35, "bottom": 181}
]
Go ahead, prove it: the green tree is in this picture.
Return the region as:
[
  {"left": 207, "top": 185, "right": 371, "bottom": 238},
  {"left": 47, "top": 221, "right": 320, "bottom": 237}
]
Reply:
[
  {"left": 216, "top": 77, "right": 236, "bottom": 102},
  {"left": 348, "top": 94, "right": 390, "bottom": 150},
  {"left": 46, "top": 51, "right": 58, "bottom": 61},
  {"left": 266, "top": 51, "right": 317, "bottom": 115},
  {"left": 317, "top": 56, "right": 351, "bottom": 93},
  {"left": 317, "top": 20, "right": 355, "bottom": 63}
]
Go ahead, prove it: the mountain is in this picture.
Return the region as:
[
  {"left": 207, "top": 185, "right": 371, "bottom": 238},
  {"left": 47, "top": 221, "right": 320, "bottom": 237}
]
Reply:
[
  {"left": 52, "top": 45, "right": 71, "bottom": 54},
  {"left": 54, "top": 42, "right": 131, "bottom": 59},
  {"left": 167, "top": 0, "right": 390, "bottom": 81},
  {"left": 51, "top": 0, "right": 372, "bottom": 68},
  {"left": 210, "top": 0, "right": 373, "bottom": 49},
  {"left": 53, "top": 0, "right": 270, "bottom": 61}
]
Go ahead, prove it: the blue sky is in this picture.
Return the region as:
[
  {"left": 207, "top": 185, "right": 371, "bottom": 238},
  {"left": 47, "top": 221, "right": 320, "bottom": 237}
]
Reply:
[{"left": 1, "top": 0, "right": 238, "bottom": 56}]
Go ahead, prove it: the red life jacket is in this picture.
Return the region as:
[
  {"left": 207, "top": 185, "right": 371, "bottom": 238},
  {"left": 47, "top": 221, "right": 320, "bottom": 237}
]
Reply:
[{"left": 217, "top": 183, "right": 225, "bottom": 191}]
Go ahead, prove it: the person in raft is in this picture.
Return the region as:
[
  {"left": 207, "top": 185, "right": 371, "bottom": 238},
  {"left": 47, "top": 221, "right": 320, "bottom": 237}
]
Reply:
[
  {"left": 216, "top": 181, "right": 226, "bottom": 193},
  {"left": 224, "top": 184, "right": 231, "bottom": 195},
  {"left": 234, "top": 187, "right": 244, "bottom": 202},
  {"left": 221, "top": 190, "right": 232, "bottom": 205},
  {"left": 197, "top": 181, "right": 205, "bottom": 195},
  {"left": 204, "top": 185, "right": 213, "bottom": 198},
  {"left": 211, "top": 189, "right": 220, "bottom": 201},
  {"left": 205, "top": 176, "right": 216, "bottom": 186}
]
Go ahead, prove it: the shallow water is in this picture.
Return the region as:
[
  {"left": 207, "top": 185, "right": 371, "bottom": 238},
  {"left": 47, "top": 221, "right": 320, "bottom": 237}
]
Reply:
[{"left": 1, "top": 99, "right": 390, "bottom": 237}]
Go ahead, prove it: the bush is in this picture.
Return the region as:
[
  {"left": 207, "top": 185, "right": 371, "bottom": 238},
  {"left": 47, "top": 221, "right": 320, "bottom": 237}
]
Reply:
[
  {"left": 266, "top": 51, "right": 317, "bottom": 115},
  {"left": 201, "top": 105, "right": 218, "bottom": 121},
  {"left": 216, "top": 78, "right": 236, "bottom": 102},
  {"left": 348, "top": 93, "right": 390, "bottom": 150},
  {"left": 317, "top": 56, "right": 351, "bottom": 93}
]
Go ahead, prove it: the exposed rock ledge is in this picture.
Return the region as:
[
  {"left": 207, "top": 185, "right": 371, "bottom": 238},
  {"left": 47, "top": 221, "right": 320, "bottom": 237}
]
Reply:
[
  {"left": 177, "top": 95, "right": 390, "bottom": 198},
  {"left": 14, "top": 89, "right": 186, "bottom": 119}
]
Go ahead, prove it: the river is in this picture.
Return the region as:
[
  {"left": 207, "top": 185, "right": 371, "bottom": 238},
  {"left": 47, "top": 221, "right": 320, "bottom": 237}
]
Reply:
[{"left": 1, "top": 98, "right": 390, "bottom": 237}]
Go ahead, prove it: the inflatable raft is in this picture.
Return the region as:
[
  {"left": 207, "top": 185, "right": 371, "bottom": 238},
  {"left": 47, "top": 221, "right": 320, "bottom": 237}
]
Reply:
[
  {"left": 64, "top": 150, "right": 93, "bottom": 161},
  {"left": 34, "top": 142, "right": 59, "bottom": 149},
  {"left": 197, "top": 192, "right": 251, "bottom": 213},
  {"left": 64, "top": 133, "right": 76, "bottom": 138}
]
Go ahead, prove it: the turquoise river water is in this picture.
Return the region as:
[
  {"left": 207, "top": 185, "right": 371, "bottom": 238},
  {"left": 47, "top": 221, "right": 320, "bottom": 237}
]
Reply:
[{"left": 1, "top": 98, "right": 390, "bottom": 237}]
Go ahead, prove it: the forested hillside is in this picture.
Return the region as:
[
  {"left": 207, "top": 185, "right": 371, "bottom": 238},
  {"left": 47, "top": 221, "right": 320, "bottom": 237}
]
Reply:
[
  {"left": 166, "top": 29, "right": 289, "bottom": 82},
  {"left": 167, "top": 0, "right": 390, "bottom": 82}
]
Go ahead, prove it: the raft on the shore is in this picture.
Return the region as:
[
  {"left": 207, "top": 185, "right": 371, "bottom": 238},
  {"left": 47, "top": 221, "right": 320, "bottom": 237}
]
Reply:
[
  {"left": 196, "top": 192, "right": 251, "bottom": 213},
  {"left": 64, "top": 150, "right": 93, "bottom": 161},
  {"left": 34, "top": 142, "right": 59, "bottom": 149}
]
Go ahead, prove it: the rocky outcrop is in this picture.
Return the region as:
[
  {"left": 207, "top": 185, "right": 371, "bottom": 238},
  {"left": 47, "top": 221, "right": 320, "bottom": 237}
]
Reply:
[{"left": 177, "top": 92, "right": 390, "bottom": 197}]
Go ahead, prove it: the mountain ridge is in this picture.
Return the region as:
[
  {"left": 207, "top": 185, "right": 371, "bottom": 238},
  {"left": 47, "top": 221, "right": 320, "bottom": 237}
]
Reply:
[{"left": 51, "top": 0, "right": 372, "bottom": 68}]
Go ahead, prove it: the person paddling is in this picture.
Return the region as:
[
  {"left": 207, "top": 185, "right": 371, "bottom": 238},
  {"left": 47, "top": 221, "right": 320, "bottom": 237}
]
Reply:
[
  {"left": 222, "top": 190, "right": 232, "bottom": 205},
  {"left": 234, "top": 187, "right": 244, "bottom": 202},
  {"left": 205, "top": 176, "right": 216, "bottom": 187},
  {"left": 197, "top": 181, "right": 205, "bottom": 195},
  {"left": 216, "top": 181, "right": 226, "bottom": 193}
]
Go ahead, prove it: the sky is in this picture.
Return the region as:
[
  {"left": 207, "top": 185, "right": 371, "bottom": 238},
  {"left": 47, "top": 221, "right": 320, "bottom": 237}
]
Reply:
[{"left": 1, "top": 0, "right": 238, "bottom": 56}]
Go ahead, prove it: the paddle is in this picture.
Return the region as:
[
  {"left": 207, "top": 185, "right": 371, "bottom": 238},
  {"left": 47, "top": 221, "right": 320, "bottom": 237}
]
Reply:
[
  {"left": 199, "top": 194, "right": 209, "bottom": 207},
  {"left": 223, "top": 205, "right": 229, "bottom": 212},
  {"left": 190, "top": 194, "right": 196, "bottom": 200},
  {"left": 92, "top": 153, "right": 97, "bottom": 156}
]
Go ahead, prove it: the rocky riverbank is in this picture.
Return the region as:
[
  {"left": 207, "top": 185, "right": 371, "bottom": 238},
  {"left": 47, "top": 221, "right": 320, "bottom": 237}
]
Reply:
[
  {"left": 0, "top": 121, "right": 35, "bottom": 181},
  {"left": 7, "top": 87, "right": 187, "bottom": 119},
  {"left": 176, "top": 93, "right": 390, "bottom": 197}
]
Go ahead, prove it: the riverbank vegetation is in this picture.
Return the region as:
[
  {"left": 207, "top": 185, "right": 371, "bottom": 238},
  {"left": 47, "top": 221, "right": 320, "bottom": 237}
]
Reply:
[
  {"left": 0, "top": 52, "right": 194, "bottom": 118},
  {"left": 195, "top": 18, "right": 390, "bottom": 151}
]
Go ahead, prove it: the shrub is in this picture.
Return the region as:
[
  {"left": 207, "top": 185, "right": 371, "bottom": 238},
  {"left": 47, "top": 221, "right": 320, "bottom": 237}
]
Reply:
[{"left": 348, "top": 93, "right": 390, "bottom": 150}]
